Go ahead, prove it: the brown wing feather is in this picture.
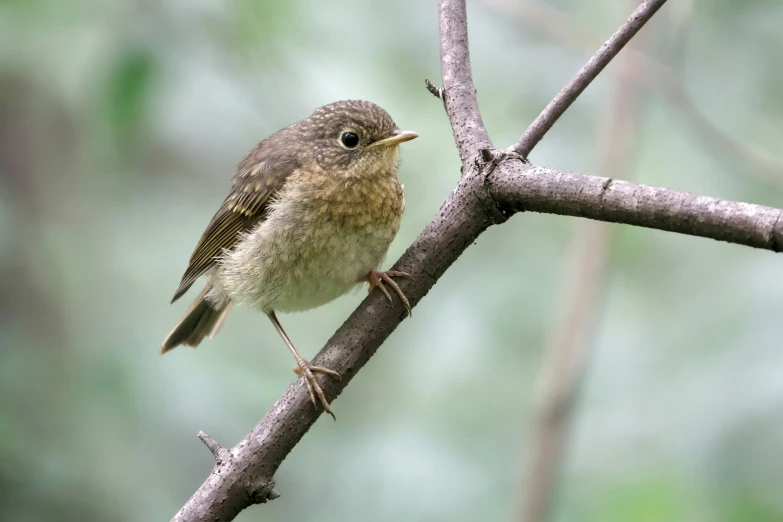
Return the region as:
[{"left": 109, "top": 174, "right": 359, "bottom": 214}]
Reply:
[{"left": 171, "top": 153, "right": 300, "bottom": 303}]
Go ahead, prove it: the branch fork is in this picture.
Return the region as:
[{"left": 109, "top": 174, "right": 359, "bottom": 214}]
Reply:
[{"left": 171, "top": 1, "right": 783, "bottom": 520}]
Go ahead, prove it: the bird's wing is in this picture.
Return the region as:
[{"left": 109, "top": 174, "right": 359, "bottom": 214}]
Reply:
[{"left": 171, "top": 153, "right": 300, "bottom": 303}]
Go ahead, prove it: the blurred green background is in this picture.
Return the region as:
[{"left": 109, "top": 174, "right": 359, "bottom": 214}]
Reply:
[{"left": 2, "top": 0, "right": 783, "bottom": 520}]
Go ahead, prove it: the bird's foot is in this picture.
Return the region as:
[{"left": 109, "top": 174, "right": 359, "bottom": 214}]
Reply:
[
  {"left": 366, "top": 270, "right": 413, "bottom": 317},
  {"left": 293, "top": 360, "right": 341, "bottom": 420}
]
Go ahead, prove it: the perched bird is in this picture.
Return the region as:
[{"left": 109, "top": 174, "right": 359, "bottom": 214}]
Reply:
[{"left": 161, "top": 100, "right": 417, "bottom": 417}]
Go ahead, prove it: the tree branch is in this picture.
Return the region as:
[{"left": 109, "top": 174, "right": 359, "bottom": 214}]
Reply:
[
  {"left": 438, "top": 0, "right": 492, "bottom": 163},
  {"left": 491, "top": 162, "right": 783, "bottom": 252},
  {"left": 172, "top": 168, "right": 508, "bottom": 522},
  {"left": 172, "top": 0, "right": 782, "bottom": 519},
  {"left": 510, "top": 0, "right": 668, "bottom": 157}
]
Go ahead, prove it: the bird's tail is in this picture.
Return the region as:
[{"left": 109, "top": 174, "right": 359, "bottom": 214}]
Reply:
[{"left": 161, "top": 284, "right": 234, "bottom": 354}]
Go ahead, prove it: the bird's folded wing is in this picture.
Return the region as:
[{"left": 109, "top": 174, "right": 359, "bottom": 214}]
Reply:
[{"left": 171, "top": 154, "right": 300, "bottom": 303}]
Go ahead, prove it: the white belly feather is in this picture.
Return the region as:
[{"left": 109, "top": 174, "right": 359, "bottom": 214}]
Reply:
[{"left": 208, "top": 193, "right": 399, "bottom": 313}]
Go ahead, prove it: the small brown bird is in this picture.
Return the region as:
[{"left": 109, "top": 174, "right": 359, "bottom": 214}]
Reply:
[{"left": 162, "top": 100, "right": 417, "bottom": 417}]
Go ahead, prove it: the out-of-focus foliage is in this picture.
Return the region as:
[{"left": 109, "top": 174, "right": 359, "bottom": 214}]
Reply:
[{"left": 1, "top": 1, "right": 782, "bottom": 521}]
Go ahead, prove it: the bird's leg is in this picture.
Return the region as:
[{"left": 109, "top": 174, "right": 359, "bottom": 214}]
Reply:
[
  {"left": 364, "top": 270, "right": 414, "bottom": 317},
  {"left": 266, "top": 311, "right": 341, "bottom": 420}
]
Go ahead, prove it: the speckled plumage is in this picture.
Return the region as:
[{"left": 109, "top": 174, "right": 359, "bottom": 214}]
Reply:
[
  {"left": 210, "top": 145, "right": 404, "bottom": 313},
  {"left": 162, "top": 100, "right": 415, "bottom": 357}
]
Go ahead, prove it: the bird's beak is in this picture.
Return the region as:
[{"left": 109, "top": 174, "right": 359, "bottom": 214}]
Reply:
[{"left": 367, "top": 129, "right": 418, "bottom": 149}]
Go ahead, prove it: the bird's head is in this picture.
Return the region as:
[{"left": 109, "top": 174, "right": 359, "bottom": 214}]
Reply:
[{"left": 299, "top": 100, "right": 418, "bottom": 178}]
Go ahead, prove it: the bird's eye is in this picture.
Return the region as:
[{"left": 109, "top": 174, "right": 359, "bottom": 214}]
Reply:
[{"left": 340, "top": 131, "right": 360, "bottom": 149}]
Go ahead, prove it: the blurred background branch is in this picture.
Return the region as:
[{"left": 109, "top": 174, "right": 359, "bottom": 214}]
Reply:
[{"left": 518, "top": 3, "right": 646, "bottom": 519}]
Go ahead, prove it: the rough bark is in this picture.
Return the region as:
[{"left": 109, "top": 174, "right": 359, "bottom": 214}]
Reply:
[{"left": 490, "top": 163, "right": 783, "bottom": 252}]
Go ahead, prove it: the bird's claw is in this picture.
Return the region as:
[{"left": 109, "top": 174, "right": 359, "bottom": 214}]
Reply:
[
  {"left": 367, "top": 270, "right": 413, "bottom": 317},
  {"left": 294, "top": 361, "right": 341, "bottom": 420}
]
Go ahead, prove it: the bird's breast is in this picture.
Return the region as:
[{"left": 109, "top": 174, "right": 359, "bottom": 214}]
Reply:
[
  {"left": 214, "top": 169, "right": 404, "bottom": 312},
  {"left": 301, "top": 170, "right": 405, "bottom": 229}
]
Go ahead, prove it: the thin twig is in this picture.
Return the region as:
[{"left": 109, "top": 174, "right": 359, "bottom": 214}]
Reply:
[
  {"left": 425, "top": 78, "right": 444, "bottom": 100},
  {"left": 510, "top": 0, "right": 668, "bottom": 157},
  {"left": 481, "top": 0, "right": 783, "bottom": 186},
  {"left": 197, "top": 431, "right": 223, "bottom": 460}
]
